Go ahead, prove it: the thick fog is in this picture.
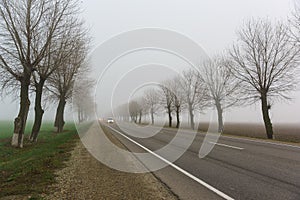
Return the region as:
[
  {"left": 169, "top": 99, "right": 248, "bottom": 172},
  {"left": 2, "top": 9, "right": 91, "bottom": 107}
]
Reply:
[{"left": 0, "top": 0, "right": 299, "bottom": 124}]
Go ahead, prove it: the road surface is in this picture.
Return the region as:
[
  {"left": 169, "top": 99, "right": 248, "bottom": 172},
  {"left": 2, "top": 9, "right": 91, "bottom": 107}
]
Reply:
[{"left": 101, "top": 122, "right": 300, "bottom": 200}]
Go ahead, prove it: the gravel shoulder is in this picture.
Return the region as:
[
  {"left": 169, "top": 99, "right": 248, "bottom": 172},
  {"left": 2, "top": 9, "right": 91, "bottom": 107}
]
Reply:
[{"left": 43, "top": 135, "right": 178, "bottom": 200}]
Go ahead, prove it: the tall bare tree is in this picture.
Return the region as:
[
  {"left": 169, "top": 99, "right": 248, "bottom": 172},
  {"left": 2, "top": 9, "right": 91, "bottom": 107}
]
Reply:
[
  {"left": 143, "top": 88, "right": 160, "bottom": 125},
  {"left": 73, "top": 77, "right": 95, "bottom": 124},
  {"left": 46, "top": 37, "right": 89, "bottom": 133},
  {"left": 129, "top": 100, "right": 139, "bottom": 123},
  {"left": 115, "top": 103, "right": 130, "bottom": 122},
  {"left": 0, "top": 0, "right": 77, "bottom": 147},
  {"left": 168, "top": 77, "right": 185, "bottom": 128},
  {"left": 159, "top": 83, "right": 174, "bottom": 128},
  {"left": 30, "top": 17, "right": 84, "bottom": 142},
  {"left": 229, "top": 19, "right": 300, "bottom": 139},
  {"left": 201, "top": 56, "right": 241, "bottom": 132},
  {"left": 136, "top": 98, "right": 146, "bottom": 124},
  {"left": 180, "top": 69, "right": 208, "bottom": 130},
  {"left": 290, "top": 0, "right": 300, "bottom": 45}
]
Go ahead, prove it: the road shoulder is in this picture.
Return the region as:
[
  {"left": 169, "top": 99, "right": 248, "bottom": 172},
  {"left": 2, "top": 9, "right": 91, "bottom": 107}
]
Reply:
[{"left": 43, "top": 137, "right": 178, "bottom": 199}]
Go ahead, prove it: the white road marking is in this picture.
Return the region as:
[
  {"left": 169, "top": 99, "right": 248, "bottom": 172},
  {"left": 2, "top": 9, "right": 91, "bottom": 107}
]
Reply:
[
  {"left": 107, "top": 125, "right": 235, "bottom": 200},
  {"left": 209, "top": 142, "right": 244, "bottom": 150}
]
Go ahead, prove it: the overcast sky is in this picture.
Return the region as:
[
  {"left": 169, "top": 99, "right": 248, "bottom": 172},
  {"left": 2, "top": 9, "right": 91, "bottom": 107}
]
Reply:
[{"left": 0, "top": 0, "right": 299, "bottom": 124}]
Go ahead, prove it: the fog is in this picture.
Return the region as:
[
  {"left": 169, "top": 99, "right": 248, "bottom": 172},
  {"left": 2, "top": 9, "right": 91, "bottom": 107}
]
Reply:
[{"left": 0, "top": 0, "right": 299, "bottom": 124}]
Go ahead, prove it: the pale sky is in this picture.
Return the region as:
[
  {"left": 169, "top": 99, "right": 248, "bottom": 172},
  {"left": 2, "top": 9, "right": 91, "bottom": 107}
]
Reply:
[{"left": 0, "top": 0, "right": 299, "bottom": 124}]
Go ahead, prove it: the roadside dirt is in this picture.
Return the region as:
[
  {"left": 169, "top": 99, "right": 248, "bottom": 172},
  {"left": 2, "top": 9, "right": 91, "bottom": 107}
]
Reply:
[{"left": 42, "top": 139, "right": 178, "bottom": 200}]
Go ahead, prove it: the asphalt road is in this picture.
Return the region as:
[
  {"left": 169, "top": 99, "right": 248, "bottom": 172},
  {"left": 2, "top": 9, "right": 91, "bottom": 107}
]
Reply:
[{"left": 103, "top": 122, "right": 300, "bottom": 200}]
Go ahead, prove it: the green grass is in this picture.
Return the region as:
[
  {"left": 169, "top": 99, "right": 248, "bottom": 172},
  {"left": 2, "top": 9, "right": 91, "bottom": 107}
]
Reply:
[
  {"left": 0, "top": 121, "right": 15, "bottom": 139},
  {"left": 0, "top": 121, "right": 78, "bottom": 199},
  {"left": 0, "top": 120, "right": 75, "bottom": 139}
]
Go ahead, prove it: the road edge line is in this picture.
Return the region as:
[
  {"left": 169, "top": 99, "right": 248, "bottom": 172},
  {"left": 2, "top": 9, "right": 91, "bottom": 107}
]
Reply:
[
  {"left": 209, "top": 142, "right": 244, "bottom": 150},
  {"left": 107, "top": 125, "right": 235, "bottom": 200}
]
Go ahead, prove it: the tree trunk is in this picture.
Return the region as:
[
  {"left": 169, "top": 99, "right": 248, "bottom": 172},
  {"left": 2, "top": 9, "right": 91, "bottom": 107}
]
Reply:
[
  {"left": 176, "top": 106, "right": 180, "bottom": 128},
  {"left": 261, "top": 92, "right": 274, "bottom": 139},
  {"left": 133, "top": 115, "right": 137, "bottom": 123},
  {"left": 54, "top": 97, "right": 66, "bottom": 133},
  {"left": 78, "top": 108, "right": 81, "bottom": 123},
  {"left": 188, "top": 104, "right": 195, "bottom": 130},
  {"left": 167, "top": 106, "right": 172, "bottom": 127},
  {"left": 150, "top": 108, "right": 154, "bottom": 125},
  {"left": 30, "top": 79, "right": 46, "bottom": 142},
  {"left": 12, "top": 72, "right": 31, "bottom": 148},
  {"left": 139, "top": 111, "right": 142, "bottom": 124},
  {"left": 215, "top": 100, "right": 224, "bottom": 133},
  {"left": 78, "top": 107, "right": 84, "bottom": 123}
]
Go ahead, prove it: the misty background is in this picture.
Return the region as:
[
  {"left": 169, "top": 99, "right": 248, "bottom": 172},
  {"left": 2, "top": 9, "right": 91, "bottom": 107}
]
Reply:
[{"left": 0, "top": 0, "right": 299, "bottom": 124}]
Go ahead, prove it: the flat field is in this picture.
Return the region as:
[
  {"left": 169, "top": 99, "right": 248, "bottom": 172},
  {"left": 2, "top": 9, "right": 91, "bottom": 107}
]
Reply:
[{"left": 198, "top": 122, "right": 300, "bottom": 143}]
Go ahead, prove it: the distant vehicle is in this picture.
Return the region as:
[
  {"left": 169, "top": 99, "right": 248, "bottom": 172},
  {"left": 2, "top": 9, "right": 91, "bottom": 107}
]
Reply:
[{"left": 107, "top": 118, "right": 114, "bottom": 123}]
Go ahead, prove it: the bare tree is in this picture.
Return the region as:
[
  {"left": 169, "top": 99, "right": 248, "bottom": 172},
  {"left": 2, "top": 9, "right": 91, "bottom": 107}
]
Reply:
[
  {"left": 229, "top": 19, "right": 300, "bottom": 139},
  {"left": 136, "top": 98, "right": 145, "bottom": 124},
  {"left": 46, "top": 36, "right": 89, "bottom": 133},
  {"left": 159, "top": 83, "right": 174, "bottom": 128},
  {"left": 73, "top": 76, "right": 95, "bottom": 123},
  {"left": 0, "top": 0, "right": 77, "bottom": 147},
  {"left": 167, "top": 77, "right": 185, "bottom": 128},
  {"left": 129, "top": 100, "right": 139, "bottom": 123},
  {"left": 290, "top": 0, "right": 300, "bottom": 44},
  {"left": 180, "top": 69, "right": 208, "bottom": 130},
  {"left": 115, "top": 103, "right": 130, "bottom": 121},
  {"left": 201, "top": 56, "right": 241, "bottom": 132},
  {"left": 143, "top": 88, "right": 160, "bottom": 125},
  {"left": 30, "top": 17, "right": 84, "bottom": 142}
]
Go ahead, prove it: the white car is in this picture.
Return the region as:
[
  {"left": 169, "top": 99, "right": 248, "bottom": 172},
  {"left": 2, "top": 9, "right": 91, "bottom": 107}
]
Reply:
[{"left": 107, "top": 118, "right": 114, "bottom": 123}]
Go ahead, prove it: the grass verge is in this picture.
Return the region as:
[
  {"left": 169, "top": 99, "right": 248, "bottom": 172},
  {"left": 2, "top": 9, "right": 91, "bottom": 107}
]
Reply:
[{"left": 0, "top": 121, "right": 78, "bottom": 199}]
